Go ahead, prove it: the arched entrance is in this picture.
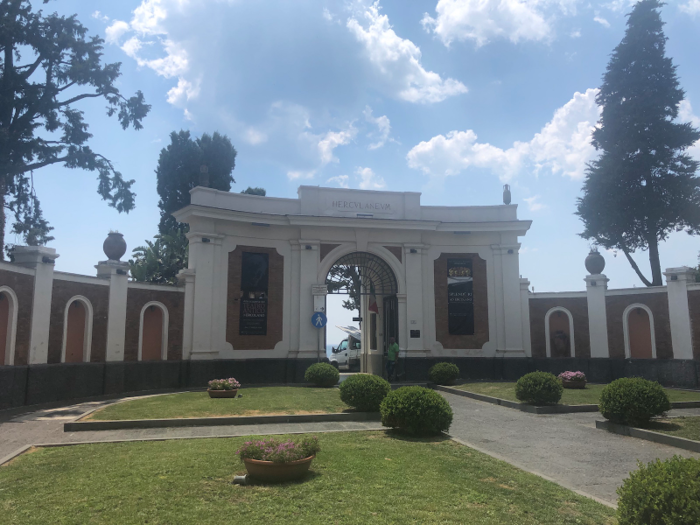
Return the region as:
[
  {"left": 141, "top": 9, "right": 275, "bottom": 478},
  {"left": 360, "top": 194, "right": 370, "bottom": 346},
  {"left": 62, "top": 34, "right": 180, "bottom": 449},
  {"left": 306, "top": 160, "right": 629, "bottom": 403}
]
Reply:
[{"left": 325, "top": 252, "right": 398, "bottom": 376}]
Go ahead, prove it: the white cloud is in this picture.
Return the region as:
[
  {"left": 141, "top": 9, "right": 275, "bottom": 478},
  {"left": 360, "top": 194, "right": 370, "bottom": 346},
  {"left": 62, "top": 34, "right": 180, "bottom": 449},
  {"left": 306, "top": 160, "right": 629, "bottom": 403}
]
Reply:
[
  {"left": 680, "top": 0, "right": 700, "bottom": 16},
  {"left": 347, "top": 2, "right": 467, "bottom": 104},
  {"left": 523, "top": 195, "right": 546, "bottom": 211},
  {"left": 167, "top": 77, "right": 200, "bottom": 106},
  {"left": 327, "top": 175, "right": 350, "bottom": 188},
  {"left": 679, "top": 100, "right": 700, "bottom": 161},
  {"left": 315, "top": 125, "right": 357, "bottom": 165},
  {"left": 106, "top": 21, "right": 130, "bottom": 44},
  {"left": 422, "top": 0, "right": 555, "bottom": 47},
  {"left": 244, "top": 128, "right": 268, "bottom": 145},
  {"left": 593, "top": 16, "right": 610, "bottom": 27},
  {"left": 287, "top": 170, "right": 317, "bottom": 180},
  {"left": 363, "top": 106, "right": 393, "bottom": 150},
  {"left": 356, "top": 167, "right": 386, "bottom": 189},
  {"left": 323, "top": 8, "right": 334, "bottom": 22},
  {"left": 407, "top": 88, "right": 601, "bottom": 181},
  {"left": 92, "top": 11, "right": 110, "bottom": 22},
  {"left": 570, "top": 30, "right": 581, "bottom": 38}
]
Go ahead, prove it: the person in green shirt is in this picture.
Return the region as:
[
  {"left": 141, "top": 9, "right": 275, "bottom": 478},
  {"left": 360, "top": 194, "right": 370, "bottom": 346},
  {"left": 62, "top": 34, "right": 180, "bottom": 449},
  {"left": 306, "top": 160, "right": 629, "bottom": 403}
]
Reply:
[{"left": 386, "top": 337, "right": 399, "bottom": 381}]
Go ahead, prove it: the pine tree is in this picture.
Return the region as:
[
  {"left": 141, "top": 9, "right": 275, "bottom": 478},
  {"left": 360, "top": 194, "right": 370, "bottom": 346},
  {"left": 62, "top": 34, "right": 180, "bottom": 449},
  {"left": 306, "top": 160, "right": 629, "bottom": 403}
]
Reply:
[{"left": 576, "top": 0, "right": 700, "bottom": 286}]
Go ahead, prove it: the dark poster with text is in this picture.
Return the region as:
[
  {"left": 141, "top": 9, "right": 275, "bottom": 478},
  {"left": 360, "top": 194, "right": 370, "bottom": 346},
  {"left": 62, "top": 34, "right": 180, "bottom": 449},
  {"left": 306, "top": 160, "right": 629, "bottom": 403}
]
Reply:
[
  {"left": 447, "top": 258, "right": 474, "bottom": 335},
  {"left": 240, "top": 252, "right": 269, "bottom": 335}
]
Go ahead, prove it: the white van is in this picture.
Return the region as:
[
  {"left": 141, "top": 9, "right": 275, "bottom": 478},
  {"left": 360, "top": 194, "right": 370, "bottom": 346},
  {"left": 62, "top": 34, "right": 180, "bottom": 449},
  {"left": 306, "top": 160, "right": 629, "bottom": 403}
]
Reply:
[{"left": 329, "top": 326, "right": 361, "bottom": 371}]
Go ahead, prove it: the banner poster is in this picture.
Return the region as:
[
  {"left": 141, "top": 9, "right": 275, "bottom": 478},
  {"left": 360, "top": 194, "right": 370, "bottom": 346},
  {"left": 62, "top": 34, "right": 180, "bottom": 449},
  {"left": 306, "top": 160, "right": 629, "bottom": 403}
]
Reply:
[
  {"left": 240, "top": 252, "right": 269, "bottom": 335},
  {"left": 447, "top": 258, "right": 474, "bottom": 335}
]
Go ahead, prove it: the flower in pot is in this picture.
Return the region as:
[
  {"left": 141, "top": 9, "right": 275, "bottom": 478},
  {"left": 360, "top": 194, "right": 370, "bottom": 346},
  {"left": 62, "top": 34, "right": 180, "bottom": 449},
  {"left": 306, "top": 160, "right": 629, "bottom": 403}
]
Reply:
[
  {"left": 207, "top": 378, "right": 241, "bottom": 398},
  {"left": 237, "top": 436, "right": 321, "bottom": 482},
  {"left": 558, "top": 371, "right": 587, "bottom": 389}
]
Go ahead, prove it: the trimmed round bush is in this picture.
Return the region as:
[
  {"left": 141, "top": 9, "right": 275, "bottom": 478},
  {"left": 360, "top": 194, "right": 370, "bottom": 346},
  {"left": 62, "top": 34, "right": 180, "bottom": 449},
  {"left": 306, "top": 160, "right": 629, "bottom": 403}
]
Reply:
[
  {"left": 339, "top": 374, "right": 391, "bottom": 412},
  {"left": 515, "top": 371, "right": 563, "bottom": 405},
  {"left": 617, "top": 456, "right": 700, "bottom": 525},
  {"left": 380, "top": 386, "right": 453, "bottom": 435},
  {"left": 599, "top": 377, "right": 670, "bottom": 426},
  {"left": 304, "top": 363, "right": 340, "bottom": 387},
  {"left": 429, "top": 362, "right": 460, "bottom": 385}
]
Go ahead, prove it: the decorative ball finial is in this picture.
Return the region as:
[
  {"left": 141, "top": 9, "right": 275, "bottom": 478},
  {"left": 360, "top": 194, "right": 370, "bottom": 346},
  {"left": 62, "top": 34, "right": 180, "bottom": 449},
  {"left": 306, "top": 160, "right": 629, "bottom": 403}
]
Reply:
[
  {"left": 585, "top": 248, "right": 605, "bottom": 275},
  {"left": 503, "top": 184, "right": 511, "bottom": 205},
  {"left": 103, "top": 231, "right": 127, "bottom": 261}
]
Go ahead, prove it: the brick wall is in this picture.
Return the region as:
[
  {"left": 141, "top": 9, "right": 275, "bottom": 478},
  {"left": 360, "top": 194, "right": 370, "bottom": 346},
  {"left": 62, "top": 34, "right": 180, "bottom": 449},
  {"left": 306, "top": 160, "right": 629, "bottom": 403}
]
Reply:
[
  {"left": 688, "top": 289, "right": 700, "bottom": 360},
  {"left": 47, "top": 280, "right": 109, "bottom": 363},
  {"left": 320, "top": 244, "right": 341, "bottom": 262},
  {"left": 434, "top": 253, "right": 489, "bottom": 349},
  {"left": 0, "top": 269, "right": 35, "bottom": 365},
  {"left": 226, "top": 246, "right": 284, "bottom": 350},
  {"left": 529, "top": 297, "right": 590, "bottom": 358},
  {"left": 124, "top": 287, "right": 185, "bottom": 361},
  {"left": 606, "top": 292, "right": 672, "bottom": 359}
]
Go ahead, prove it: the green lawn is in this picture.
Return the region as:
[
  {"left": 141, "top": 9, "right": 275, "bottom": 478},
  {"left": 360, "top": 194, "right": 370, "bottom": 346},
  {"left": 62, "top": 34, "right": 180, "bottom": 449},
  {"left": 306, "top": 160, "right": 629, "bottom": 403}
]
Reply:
[
  {"left": 453, "top": 382, "right": 700, "bottom": 406},
  {"left": 0, "top": 431, "right": 615, "bottom": 524},
  {"left": 644, "top": 417, "right": 700, "bottom": 442},
  {"left": 88, "top": 387, "right": 350, "bottom": 421}
]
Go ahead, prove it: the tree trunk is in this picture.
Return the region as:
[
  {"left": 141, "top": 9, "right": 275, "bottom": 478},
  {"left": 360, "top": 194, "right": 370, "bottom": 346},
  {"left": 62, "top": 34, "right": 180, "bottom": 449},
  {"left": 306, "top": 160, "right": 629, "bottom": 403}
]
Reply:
[
  {"left": 647, "top": 236, "right": 663, "bottom": 286},
  {"left": 622, "top": 248, "right": 653, "bottom": 287}
]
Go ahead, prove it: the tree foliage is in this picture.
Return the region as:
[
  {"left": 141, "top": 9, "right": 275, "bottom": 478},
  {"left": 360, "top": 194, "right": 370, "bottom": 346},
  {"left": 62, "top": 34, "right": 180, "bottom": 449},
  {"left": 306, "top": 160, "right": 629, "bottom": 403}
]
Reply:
[
  {"left": 241, "top": 187, "right": 266, "bottom": 196},
  {"left": 129, "top": 228, "right": 188, "bottom": 285},
  {"left": 576, "top": 0, "right": 700, "bottom": 286},
  {"left": 156, "top": 130, "right": 237, "bottom": 234},
  {"left": 0, "top": 0, "right": 150, "bottom": 254},
  {"left": 326, "top": 264, "right": 361, "bottom": 314}
]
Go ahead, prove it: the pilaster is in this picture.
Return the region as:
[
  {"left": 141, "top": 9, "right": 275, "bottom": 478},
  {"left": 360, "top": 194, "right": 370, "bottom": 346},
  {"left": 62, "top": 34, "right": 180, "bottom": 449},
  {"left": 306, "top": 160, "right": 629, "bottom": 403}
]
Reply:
[
  {"left": 404, "top": 244, "right": 425, "bottom": 352},
  {"left": 298, "top": 241, "right": 320, "bottom": 354},
  {"left": 664, "top": 267, "right": 695, "bottom": 360},
  {"left": 520, "top": 278, "right": 532, "bottom": 357},
  {"left": 96, "top": 260, "right": 130, "bottom": 361},
  {"left": 491, "top": 244, "right": 524, "bottom": 353},
  {"left": 585, "top": 273, "right": 610, "bottom": 358}
]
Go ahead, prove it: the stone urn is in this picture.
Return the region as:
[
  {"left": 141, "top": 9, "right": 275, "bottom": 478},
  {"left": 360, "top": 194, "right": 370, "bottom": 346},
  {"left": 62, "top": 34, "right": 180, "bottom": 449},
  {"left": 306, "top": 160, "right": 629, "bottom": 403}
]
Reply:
[
  {"left": 503, "top": 184, "right": 512, "bottom": 205},
  {"left": 585, "top": 249, "right": 605, "bottom": 275},
  {"left": 103, "top": 232, "right": 127, "bottom": 261},
  {"left": 562, "top": 379, "right": 587, "bottom": 389},
  {"left": 243, "top": 456, "right": 315, "bottom": 482}
]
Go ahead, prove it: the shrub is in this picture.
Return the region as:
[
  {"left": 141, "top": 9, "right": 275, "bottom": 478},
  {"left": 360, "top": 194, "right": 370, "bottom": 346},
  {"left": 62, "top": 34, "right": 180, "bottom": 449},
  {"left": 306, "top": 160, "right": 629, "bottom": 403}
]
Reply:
[
  {"left": 515, "top": 371, "right": 563, "bottom": 405},
  {"left": 429, "top": 362, "right": 460, "bottom": 385},
  {"left": 304, "top": 363, "right": 339, "bottom": 387},
  {"left": 558, "top": 371, "right": 586, "bottom": 382},
  {"left": 617, "top": 456, "right": 700, "bottom": 525},
  {"left": 237, "top": 436, "right": 321, "bottom": 463},
  {"left": 208, "top": 378, "right": 241, "bottom": 390},
  {"left": 339, "top": 374, "right": 391, "bottom": 412},
  {"left": 380, "top": 386, "right": 453, "bottom": 435},
  {"left": 599, "top": 377, "right": 670, "bottom": 426}
]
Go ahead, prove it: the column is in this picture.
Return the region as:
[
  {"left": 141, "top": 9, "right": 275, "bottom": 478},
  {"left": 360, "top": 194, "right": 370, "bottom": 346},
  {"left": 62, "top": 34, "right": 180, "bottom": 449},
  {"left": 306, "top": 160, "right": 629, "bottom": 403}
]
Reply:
[
  {"left": 404, "top": 244, "right": 424, "bottom": 353},
  {"left": 664, "top": 267, "right": 695, "bottom": 360},
  {"left": 189, "top": 232, "right": 224, "bottom": 359},
  {"left": 520, "top": 278, "right": 532, "bottom": 357},
  {"left": 298, "top": 241, "right": 320, "bottom": 356},
  {"left": 177, "top": 268, "right": 196, "bottom": 360},
  {"left": 585, "top": 273, "right": 610, "bottom": 358},
  {"left": 13, "top": 246, "right": 58, "bottom": 364},
  {"left": 397, "top": 293, "right": 407, "bottom": 353},
  {"left": 96, "top": 260, "right": 130, "bottom": 361},
  {"left": 289, "top": 241, "right": 302, "bottom": 355}
]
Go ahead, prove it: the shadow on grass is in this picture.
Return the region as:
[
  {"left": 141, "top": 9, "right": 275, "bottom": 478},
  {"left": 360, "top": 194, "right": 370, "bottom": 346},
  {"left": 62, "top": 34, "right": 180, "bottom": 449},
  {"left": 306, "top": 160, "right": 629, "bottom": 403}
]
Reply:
[
  {"left": 384, "top": 429, "right": 452, "bottom": 444},
  {"left": 236, "top": 471, "right": 324, "bottom": 486},
  {"left": 641, "top": 420, "right": 683, "bottom": 433}
]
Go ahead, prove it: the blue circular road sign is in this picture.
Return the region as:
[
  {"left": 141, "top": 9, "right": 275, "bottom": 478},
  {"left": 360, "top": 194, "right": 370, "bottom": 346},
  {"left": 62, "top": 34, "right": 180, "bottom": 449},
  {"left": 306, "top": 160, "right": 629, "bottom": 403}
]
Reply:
[{"left": 311, "top": 312, "right": 327, "bottom": 328}]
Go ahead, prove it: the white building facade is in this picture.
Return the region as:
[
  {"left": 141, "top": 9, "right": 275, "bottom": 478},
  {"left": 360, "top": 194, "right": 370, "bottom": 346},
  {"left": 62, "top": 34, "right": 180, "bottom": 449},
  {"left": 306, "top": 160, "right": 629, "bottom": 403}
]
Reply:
[{"left": 174, "top": 186, "right": 532, "bottom": 373}]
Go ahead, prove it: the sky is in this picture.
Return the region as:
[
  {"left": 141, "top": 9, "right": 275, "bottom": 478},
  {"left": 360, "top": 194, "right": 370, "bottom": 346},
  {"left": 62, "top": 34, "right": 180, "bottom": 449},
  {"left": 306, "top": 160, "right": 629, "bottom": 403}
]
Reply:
[{"left": 23, "top": 0, "right": 700, "bottom": 345}]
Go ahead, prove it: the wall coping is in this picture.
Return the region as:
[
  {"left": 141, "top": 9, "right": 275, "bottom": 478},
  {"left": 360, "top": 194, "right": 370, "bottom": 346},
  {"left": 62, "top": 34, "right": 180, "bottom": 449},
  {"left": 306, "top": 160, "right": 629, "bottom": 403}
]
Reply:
[
  {"left": 529, "top": 291, "right": 587, "bottom": 299},
  {"left": 606, "top": 286, "right": 667, "bottom": 296},
  {"left": 127, "top": 282, "right": 185, "bottom": 293},
  {"left": 0, "top": 261, "right": 35, "bottom": 276},
  {"left": 53, "top": 272, "right": 109, "bottom": 286}
]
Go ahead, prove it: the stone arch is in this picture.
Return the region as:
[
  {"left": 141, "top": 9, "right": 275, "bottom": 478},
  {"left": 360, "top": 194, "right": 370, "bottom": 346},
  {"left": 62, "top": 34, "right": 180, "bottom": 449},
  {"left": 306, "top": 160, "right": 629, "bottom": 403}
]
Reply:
[
  {"left": 623, "top": 303, "right": 656, "bottom": 359},
  {"left": 138, "top": 301, "right": 169, "bottom": 361},
  {"left": 62, "top": 296, "right": 93, "bottom": 363},
  {"left": 545, "top": 307, "right": 575, "bottom": 358},
  {"left": 0, "top": 286, "right": 19, "bottom": 366}
]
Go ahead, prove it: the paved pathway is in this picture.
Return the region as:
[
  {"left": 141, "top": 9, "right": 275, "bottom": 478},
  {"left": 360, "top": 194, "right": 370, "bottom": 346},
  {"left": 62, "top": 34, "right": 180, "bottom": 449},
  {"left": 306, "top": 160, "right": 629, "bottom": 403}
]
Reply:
[
  {"left": 3, "top": 393, "right": 700, "bottom": 506},
  {"left": 442, "top": 392, "right": 700, "bottom": 505}
]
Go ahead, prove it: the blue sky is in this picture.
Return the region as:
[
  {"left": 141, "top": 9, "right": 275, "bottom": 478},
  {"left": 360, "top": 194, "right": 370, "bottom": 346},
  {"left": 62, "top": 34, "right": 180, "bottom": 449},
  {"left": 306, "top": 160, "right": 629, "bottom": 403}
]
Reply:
[{"left": 30, "top": 0, "right": 700, "bottom": 309}]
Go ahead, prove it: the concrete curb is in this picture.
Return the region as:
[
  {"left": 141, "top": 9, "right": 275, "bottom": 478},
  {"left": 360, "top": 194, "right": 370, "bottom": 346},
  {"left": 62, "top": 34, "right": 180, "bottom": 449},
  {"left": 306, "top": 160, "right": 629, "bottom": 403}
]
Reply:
[
  {"left": 0, "top": 444, "right": 33, "bottom": 467},
  {"left": 434, "top": 385, "right": 599, "bottom": 414},
  {"left": 65, "top": 411, "right": 381, "bottom": 432},
  {"left": 595, "top": 420, "right": 700, "bottom": 453}
]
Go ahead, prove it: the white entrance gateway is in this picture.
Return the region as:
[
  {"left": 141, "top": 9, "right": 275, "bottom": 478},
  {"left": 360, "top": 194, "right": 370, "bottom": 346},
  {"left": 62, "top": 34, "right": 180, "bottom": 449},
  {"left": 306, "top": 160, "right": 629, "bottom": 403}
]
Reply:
[{"left": 174, "top": 186, "right": 531, "bottom": 372}]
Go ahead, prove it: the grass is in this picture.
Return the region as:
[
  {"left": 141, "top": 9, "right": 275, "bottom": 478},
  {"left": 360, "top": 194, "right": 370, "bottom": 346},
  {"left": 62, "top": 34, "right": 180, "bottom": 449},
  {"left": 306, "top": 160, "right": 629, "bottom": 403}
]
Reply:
[
  {"left": 452, "top": 382, "right": 700, "bottom": 406},
  {"left": 644, "top": 416, "right": 700, "bottom": 442},
  {"left": 0, "top": 431, "right": 615, "bottom": 524},
  {"left": 87, "top": 387, "right": 350, "bottom": 421}
]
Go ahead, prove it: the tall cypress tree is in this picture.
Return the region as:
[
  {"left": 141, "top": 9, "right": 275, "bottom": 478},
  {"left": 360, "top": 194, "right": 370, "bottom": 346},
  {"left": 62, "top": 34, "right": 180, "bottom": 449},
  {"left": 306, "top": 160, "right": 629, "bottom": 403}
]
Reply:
[{"left": 576, "top": 0, "right": 700, "bottom": 286}]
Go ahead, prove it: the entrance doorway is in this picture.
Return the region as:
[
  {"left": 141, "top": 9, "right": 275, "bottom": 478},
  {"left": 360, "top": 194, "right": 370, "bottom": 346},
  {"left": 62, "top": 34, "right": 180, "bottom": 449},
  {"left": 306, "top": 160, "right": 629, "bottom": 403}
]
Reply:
[{"left": 325, "top": 252, "right": 398, "bottom": 376}]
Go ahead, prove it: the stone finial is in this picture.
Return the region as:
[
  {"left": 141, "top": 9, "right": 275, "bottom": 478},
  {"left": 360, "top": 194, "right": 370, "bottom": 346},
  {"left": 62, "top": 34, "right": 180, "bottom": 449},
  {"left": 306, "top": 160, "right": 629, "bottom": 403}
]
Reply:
[
  {"left": 585, "top": 248, "right": 605, "bottom": 275},
  {"left": 103, "top": 232, "right": 127, "bottom": 261},
  {"left": 503, "top": 184, "right": 511, "bottom": 205}
]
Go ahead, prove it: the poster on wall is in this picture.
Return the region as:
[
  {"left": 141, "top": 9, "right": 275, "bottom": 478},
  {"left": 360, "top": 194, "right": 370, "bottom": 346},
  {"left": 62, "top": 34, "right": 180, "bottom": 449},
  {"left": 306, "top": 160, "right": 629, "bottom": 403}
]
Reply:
[
  {"left": 447, "top": 258, "right": 474, "bottom": 335},
  {"left": 240, "top": 252, "right": 269, "bottom": 335}
]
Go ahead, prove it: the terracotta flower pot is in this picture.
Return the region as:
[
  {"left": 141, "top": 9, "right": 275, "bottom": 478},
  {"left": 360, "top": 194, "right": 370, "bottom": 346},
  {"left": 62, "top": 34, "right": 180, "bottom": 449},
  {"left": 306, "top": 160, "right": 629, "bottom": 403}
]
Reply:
[
  {"left": 562, "top": 380, "right": 586, "bottom": 389},
  {"left": 243, "top": 456, "right": 315, "bottom": 482},
  {"left": 207, "top": 389, "right": 239, "bottom": 398}
]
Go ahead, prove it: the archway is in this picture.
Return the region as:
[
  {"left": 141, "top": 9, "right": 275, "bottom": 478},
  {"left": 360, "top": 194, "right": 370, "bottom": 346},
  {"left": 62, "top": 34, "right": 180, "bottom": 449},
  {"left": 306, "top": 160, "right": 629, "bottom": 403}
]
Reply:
[
  {"left": 545, "top": 307, "right": 575, "bottom": 358},
  {"left": 0, "top": 287, "right": 18, "bottom": 366},
  {"left": 325, "top": 251, "right": 398, "bottom": 377},
  {"left": 139, "top": 302, "right": 169, "bottom": 361},
  {"left": 62, "top": 297, "right": 93, "bottom": 363},
  {"left": 624, "top": 304, "right": 655, "bottom": 359}
]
